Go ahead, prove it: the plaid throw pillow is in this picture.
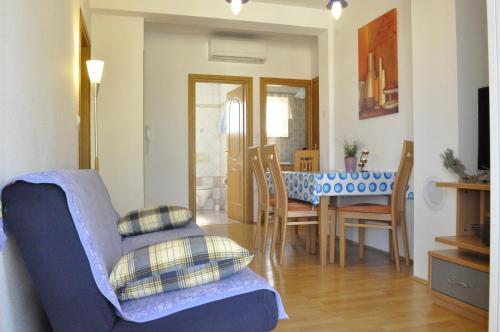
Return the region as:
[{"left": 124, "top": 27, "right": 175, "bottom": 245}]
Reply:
[
  {"left": 109, "top": 235, "right": 254, "bottom": 301},
  {"left": 118, "top": 206, "right": 192, "bottom": 236}
]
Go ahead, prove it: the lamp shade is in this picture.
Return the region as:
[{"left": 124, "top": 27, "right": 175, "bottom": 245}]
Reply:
[
  {"left": 326, "top": 0, "right": 348, "bottom": 20},
  {"left": 225, "top": 0, "right": 249, "bottom": 15},
  {"left": 86, "top": 60, "right": 104, "bottom": 83}
]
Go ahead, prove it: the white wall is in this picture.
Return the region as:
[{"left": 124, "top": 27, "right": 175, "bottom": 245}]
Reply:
[
  {"left": 333, "top": 0, "right": 413, "bottom": 171},
  {"left": 144, "top": 29, "right": 318, "bottom": 207},
  {"left": 412, "top": 0, "right": 489, "bottom": 280},
  {"left": 487, "top": 0, "right": 500, "bottom": 327},
  {"left": 91, "top": 14, "right": 145, "bottom": 215},
  {"left": 412, "top": 0, "right": 481, "bottom": 280},
  {"left": 0, "top": 0, "right": 90, "bottom": 331},
  {"left": 332, "top": 0, "right": 414, "bottom": 256},
  {"left": 456, "top": 0, "right": 489, "bottom": 172}
]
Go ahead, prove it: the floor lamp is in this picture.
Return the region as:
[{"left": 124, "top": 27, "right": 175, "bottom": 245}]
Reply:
[{"left": 86, "top": 60, "right": 104, "bottom": 171}]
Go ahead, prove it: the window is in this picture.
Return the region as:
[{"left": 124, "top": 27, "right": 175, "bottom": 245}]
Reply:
[{"left": 266, "top": 96, "right": 291, "bottom": 138}]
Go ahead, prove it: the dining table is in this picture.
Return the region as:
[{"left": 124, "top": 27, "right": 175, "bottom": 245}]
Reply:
[{"left": 268, "top": 171, "right": 414, "bottom": 266}]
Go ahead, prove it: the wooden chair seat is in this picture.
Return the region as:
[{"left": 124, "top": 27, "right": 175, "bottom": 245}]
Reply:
[
  {"left": 338, "top": 204, "right": 391, "bottom": 214},
  {"left": 269, "top": 198, "right": 316, "bottom": 208},
  {"left": 288, "top": 201, "right": 336, "bottom": 212}
]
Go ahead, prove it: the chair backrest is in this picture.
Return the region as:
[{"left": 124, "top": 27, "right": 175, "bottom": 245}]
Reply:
[
  {"left": 262, "top": 144, "right": 287, "bottom": 212},
  {"left": 249, "top": 146, "right": 269, "bottom": 210},
  {"left": 294, "top": 150, "right": 320, "bottom": 172},
  {"left": 391, "top": 141, "right": 414, "bottom": 219}
]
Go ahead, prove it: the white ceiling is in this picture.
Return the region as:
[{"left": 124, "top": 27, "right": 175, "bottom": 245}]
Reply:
[{"left": 252, "top": 0, "right": 327, "bottom": 9}]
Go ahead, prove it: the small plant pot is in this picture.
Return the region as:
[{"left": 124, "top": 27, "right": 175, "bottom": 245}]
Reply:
[{"left": 344, "top": 157, "right": 357, "bottom": 173}]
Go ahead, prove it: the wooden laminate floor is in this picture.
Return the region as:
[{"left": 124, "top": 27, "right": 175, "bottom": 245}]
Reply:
[{"left": 200, "top": 223, "right": 487, "bottom": 332}]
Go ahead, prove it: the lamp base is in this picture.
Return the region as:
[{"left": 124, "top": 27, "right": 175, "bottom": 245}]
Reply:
[{"left": 94, "top": 156, "right": 100, "bottom": 172}]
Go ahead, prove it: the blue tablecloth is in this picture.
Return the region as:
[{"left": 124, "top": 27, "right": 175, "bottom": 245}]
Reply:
[{"left": 268, "top": 171, "right": 414, "bottom": 205}]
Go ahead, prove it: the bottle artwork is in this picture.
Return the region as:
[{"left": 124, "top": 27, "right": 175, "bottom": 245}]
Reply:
[{"left": 360, "top": 53, "right": 398, "bottom": 114}]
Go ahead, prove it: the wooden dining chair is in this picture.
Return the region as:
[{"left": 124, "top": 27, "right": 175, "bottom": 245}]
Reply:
[
  {"left": 263, "top": 144, "right": 336, "bottom": 265},
  {"left": 294, "top": 149, "right": 320, "bottom": 252},
  {"left": 338, "top": 141, "right": 414, "bottom": 272},
  {"left": 294, "top": 150, "right": 320, "bottom": 172},
  {"left": 249, "top": 146, "right": 272, "bottom": 253}
]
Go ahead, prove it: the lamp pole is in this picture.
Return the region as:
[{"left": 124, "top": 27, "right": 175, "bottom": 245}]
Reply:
[
  {"left": 93, "top": 82, "right": 100, "bottom": 171},
  {"left": 86, "top": 60, "right": 104, "bottom": 172}
]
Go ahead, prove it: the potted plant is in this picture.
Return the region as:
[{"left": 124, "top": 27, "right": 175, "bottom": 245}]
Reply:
[{"left": 343, "top": 138, "right": 362, "bottom": 173}]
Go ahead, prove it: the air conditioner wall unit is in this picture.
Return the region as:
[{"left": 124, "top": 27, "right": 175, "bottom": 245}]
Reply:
[{"left": 209, "top": 38, "right": 267, "bottom": 64}]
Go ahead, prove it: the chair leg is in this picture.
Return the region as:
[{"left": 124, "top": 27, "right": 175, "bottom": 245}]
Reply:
[
  {"left": 305, "top": 225, "right": 311, "bottom": 252},
  {"left": 310, "top": 225, "right": 317, "bottom": 255},
  {"left": 390, "top": 222, "right": 401, "bottom": 272},
  {"left": 294, "top": 225, "right": 300, "bottom": 245},
  {"left": 400, "top": 215, "right": 411, "bottom": 266},
  {"left": 388, "top": 230, "right": 394, "bottom": 261},
  {"left": 270, "top": 215, "right": 280, "bottom": 258},
  {"left": 261, "top": 209, "right": 270, "bottom": 254},
  {"left": 329, "top": 213, "right": 336, "bottom": 264},
  {"left": 279, "top": 219, "right": 288, "bottom": 265},
  {"left": 339, "top": 212, "right": 346, "bottom": 267},
  {"left": 359, "top": 220, "right": 365, "bottom": 260}
]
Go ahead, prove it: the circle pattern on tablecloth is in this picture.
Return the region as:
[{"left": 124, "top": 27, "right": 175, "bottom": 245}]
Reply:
[{"left": 267, "top": 171, "right": 413, "bottom": 205}]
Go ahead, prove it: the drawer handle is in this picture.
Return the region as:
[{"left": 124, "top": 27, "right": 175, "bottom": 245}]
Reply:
[{"left": 447, "top": 278, "right": 471, "bottom": 288}]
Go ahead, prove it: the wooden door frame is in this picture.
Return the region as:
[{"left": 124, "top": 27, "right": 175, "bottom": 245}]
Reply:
[
  {"left": 79, "top": 10, "right": 91, "bottom": 169},
  {"left": 311, "top": 77, "right": 320, "bottom": 150},
  {"left": 188, "top": 74, "right": 254, "bottom": 224},
  {"left": 259, "top": 77, "right": 313, "bottom": 149}
]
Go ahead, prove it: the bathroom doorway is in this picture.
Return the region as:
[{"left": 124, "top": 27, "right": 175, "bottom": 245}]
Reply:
[{"left": 188, "top": 75, "right": 253, "bottom": 225}]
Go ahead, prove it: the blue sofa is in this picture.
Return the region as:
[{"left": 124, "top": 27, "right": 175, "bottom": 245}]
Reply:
[{"left": 1, "top": 179, "right": 279, "bottom": 331}]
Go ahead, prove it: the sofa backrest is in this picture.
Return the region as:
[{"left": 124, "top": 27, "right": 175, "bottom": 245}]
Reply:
[{"left": 2, "top": 182, "right": 117, "bottom": 332}]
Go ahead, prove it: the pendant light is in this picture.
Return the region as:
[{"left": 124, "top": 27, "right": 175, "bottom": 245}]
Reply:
[
  {"left": 327, "top": 0, "right": 348, "bottom": 20},
  {"left": 226, "top": 0, "right": 249, "bottom": 15}
]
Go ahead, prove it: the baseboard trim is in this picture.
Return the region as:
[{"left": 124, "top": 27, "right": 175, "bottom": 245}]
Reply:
[{"left": 411, "top": 275, "right": 428, "bottom": 286}]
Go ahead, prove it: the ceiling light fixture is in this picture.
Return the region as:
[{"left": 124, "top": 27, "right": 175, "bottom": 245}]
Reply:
[
  {"left": 226, "top": 0, "right": 249, "bottom": 16},
  {"left": 327, "top": 0, "right": 348, "bottom": 20}
]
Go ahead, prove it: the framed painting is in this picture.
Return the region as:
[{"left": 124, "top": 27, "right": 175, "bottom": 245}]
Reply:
[{"left": 358, "top": 9, "right": 398, "bottom": 120}]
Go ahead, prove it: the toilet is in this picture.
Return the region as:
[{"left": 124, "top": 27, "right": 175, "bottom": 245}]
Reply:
[{"left": 196, "top": 185, "right": 213, "bottom": 209}]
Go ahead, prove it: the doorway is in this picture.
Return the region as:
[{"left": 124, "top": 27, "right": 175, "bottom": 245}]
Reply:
[
  {"left": 260, "top": 77, "right": 316, "bottom": 170},
  {"left": 188, "top": 75, "right": 253, "bottom": 225},
  {"left": 79, "top": 11, "right": 91, "bottom": 169}
]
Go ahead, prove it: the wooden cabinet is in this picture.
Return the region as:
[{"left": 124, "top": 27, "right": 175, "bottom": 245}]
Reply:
[{"left": 429, "top": 182, "right": 490, "bottom": 325}]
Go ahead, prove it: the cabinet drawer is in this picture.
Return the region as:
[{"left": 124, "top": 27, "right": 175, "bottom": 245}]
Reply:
[{"left": 431, "top": 257, "right": 489, "bottom": 310}]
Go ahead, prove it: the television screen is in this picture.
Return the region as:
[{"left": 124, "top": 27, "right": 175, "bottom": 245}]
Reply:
[{"left": 478, "top": 87, "right": 490, "bottom": 170}]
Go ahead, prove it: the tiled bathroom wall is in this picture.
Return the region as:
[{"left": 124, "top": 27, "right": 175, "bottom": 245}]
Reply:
[{"left": 195, "top": 83, "right": 239, "bottom": 210}]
